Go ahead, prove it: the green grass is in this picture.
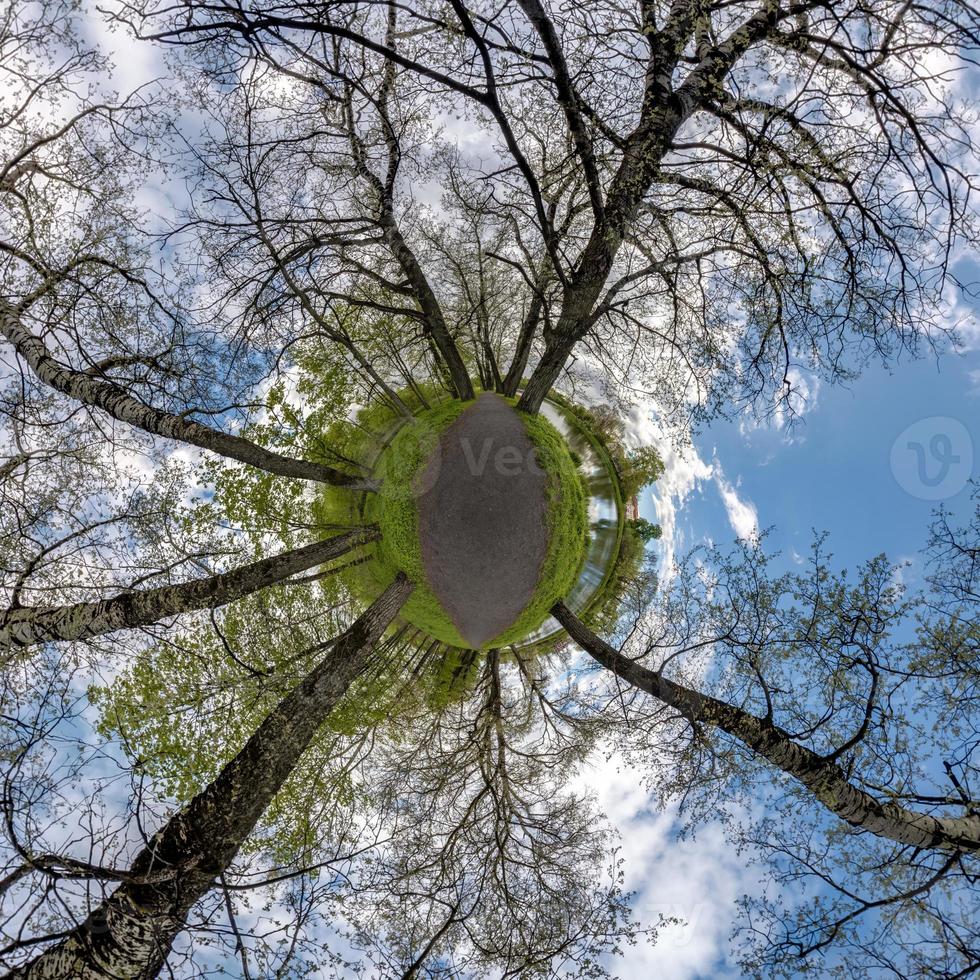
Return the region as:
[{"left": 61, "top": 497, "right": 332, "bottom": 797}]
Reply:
[
  {"left": 488, "top": 409, "right": 589, "bottom": 646},
  {"left": 311, "top": 398, "right": 410, "bottom": 531},
  {"left": 315, "top": 393, "right": 590, "bottom": 650},
  {"left": 355, "top": 400, "right": 470, "bottom": 646}
]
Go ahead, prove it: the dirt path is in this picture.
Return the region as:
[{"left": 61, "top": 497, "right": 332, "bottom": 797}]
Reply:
[{"left": 417, "top": 393, "right": 548, "bottom": 647}]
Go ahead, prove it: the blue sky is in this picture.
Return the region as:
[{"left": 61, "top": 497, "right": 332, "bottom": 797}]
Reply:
[
  {"left": 63, "top": 10, "right": 980, "bottom": 977},
  {"left": 81, "top": 0, "right": 980, "bottom": 588},
  {"left": 615, "top": 306, "right": 980, "bottom": 977},
  {"left": 640, "top": 344, "right": 978, "bottom": 587}
]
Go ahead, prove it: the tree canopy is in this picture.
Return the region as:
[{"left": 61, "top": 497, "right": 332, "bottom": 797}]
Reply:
[{"left": 1, "top": 0, "right": 978, "bottom": 977}]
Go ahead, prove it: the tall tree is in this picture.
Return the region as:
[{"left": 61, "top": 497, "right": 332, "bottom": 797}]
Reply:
[
  {"left": 344, "top": 648, "right": 641, "bottom": 976},
  {"left": 0, "top": 0, "right": 383, "bottom": 668},
  {"left": 0, "top": 527, "right": 377, "bottom": 650},
  {"left": 6, "top": 573, "right": 412, "bottom": 979},
  {"left": 157, "top": 13, "right": 478, "bottom": 405},
  {"left": 122, "top": 0, "right": 978, "bottom": 417},
  {"left": 0, "top": 302, "right": 378, "bottom": 491},
  {"left": 551, "top": 497, "right": 980, "bottom": 975},
  {"left": 554, "top": 602, "right": 980, "bottom": 853}
]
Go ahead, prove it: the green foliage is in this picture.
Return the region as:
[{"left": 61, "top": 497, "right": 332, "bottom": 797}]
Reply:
[
  {"left": 542, "top": 395, "right": 668, "bottom": 631},
  {"left": 424, "top": 648, "right": 485, "bottom": 708},
  {"left": 566, "top": 402, "right": 624, "bottom": 445},
  {"left": 87, "top": 583, "right": 435, "bottom": 858},
  {"left": 354, "top": 400, "right": 470, "bottom": 646},
  {"left": 199, "top": 342, "right": 369, "bottom": 551},
  {"left": 620, "top": 446, "right": 665, "bottom": 500},
  {"left": 628, "top": 517, "right": 662, "bottom": 543},
  {"left": 89, "top": 584, "right": 346, "bottom": 799},
  {"left": 585, "top": 523, "right": 653, "bottom": 634},
  {"left": 311, "top": 397, "right": 412, "bottom": 534},
  {"left": 552, "top": 396, "right": 663, "bottom": 502}
]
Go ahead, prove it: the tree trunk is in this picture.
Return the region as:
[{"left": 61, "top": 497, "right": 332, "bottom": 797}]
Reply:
[
  {"left": 500, "top": 287, "right": 543, "bottom": 398},
  {"left": 342, "top": 334, "right": 414, "bottom": 418},
  {"left": 514, "top": 227, "right": 636, "bottom": 413},
  {"left": 379, "top": 219, "right": 475, "bottom": 402},
  {"left": 0, "top": 303, "right": 379, "bottom": 490},
  {"left": 515, "top": 61, "right": 710, "bottom": 414},
  {"left": 0, "top": 528, "right": 379, "bottom": 649},
  {"left": 514, "top": 333, "right": 573, "bottom": 414},
  {"left": 552, "top": 602, "right": 980, "bottom": 854},
  {"left": 11, "top": 574, "right": 413, "bottom": 979}
]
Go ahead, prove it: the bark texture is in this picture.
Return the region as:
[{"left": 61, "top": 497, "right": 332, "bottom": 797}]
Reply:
[
  {"left": 552, "top": 601, "right": 980, "bottom": 854},
  {"left": 9, "top": 574, "right": 413, "bottom": 979},
  {"left": 516, "top": 4, "right": 781, "bottom": 414},
  {"left": 0, "top": 303, "right": 378, "bottom": 489},
  {"left": 500, "top": 283, "right": 544, "bottom": 398},
  {"left": 0, "top": 528, "right": 379, "bottom": 649},
  {"left": 379, "top": 216, "right": 475, "bottom": 402}
]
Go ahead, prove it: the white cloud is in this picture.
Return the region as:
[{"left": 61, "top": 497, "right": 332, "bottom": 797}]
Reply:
[
  {"left": 940, "top": 266, "right": 980, "bottom": 352},
  {"left": 737, "top": 367, "right": 821, "bottom": 445},
  {"left": 714, "top": 466, "right": 759, "bottom": 541},
  {"left": 956, "top": 320, "right": 980, "bottom": 352},
  {"left": 620, "top": 403, "right": 713, "bottom": 575},
  {"left": 81, "top": 5, "right": 166, "bottom": 93},
  {"left": 581, "top": 752, "right": 759, "bottom": 979},
  {"left": 774, "top": 366, "right": 820, "bottom": 430}
]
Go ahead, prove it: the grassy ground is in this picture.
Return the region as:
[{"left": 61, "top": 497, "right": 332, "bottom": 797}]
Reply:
[
  {"left": 311, "top": 396, "right": 469, "bottom": 646},
  {"left": 488, "top": 408, "right": 589, "bottom": 646},
  {"left": 359, "top": 401, "right": 470, "bottom": 646},
  {"left": 314, "top": 392, "right": 591, "bottom": 650}
]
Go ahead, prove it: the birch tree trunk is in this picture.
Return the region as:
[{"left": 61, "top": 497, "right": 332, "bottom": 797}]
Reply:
[
  {"left": 552, "top": 602, "right": 980, "bottom": 854},
  {"left": 0, "top": 302, "right": 379, "bottom": 490},
  {"left": 9, "top": 573, "right": 413, "bottom": 979},
  {"left": 0, "top": 528, "right": 379, "bottom": 650}
]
